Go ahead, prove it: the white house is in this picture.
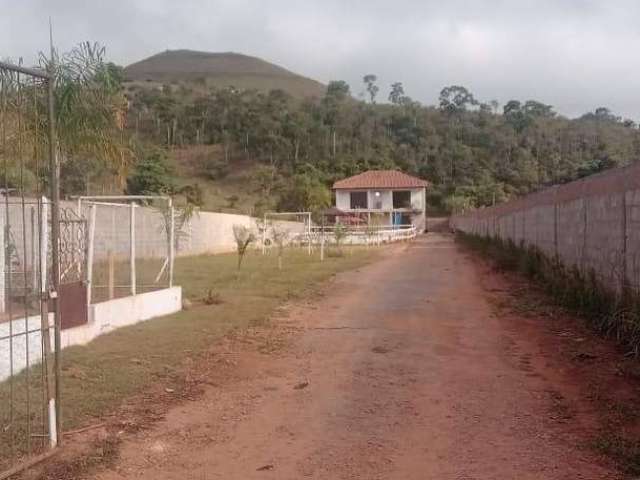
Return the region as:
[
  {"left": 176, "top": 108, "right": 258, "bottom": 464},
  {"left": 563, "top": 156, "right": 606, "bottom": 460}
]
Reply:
[{"left": 333, "top": 170, "right": 430, "bottom": 231}]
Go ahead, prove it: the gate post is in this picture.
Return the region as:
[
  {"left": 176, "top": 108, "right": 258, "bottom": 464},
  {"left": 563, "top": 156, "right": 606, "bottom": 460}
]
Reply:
[
  {"left": 168, "top": 204, "right": 175, "bottom": 288},
  {"left": 39, "top": 197, "right": 57, "bottom": 448},
  {"left": 86, "top": 204, "right": 96, "bottom": 305},
  {"left": 46, "top": 66, "right": 63, "bottom": 445},
  {"left": 0, "top": 207, "right": 5, "bottom": 314},
  {"left": 130, "top": 203, "right": 136, "bottom": 296}
]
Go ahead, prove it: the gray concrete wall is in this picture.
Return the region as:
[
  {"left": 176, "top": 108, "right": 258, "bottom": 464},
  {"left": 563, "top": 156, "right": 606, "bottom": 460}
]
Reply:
[
  {"left": 74, "top": 202, "right": 304, "bottom": 259},
  {"left": 0, "top": 199, "right": 305, "bottom": 298},
  {"left": 451, "top": 162, "right": 640, "bottom": 293}
]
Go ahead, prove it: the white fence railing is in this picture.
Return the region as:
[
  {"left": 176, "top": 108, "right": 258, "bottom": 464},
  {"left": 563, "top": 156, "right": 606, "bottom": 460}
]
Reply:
[{"left": 305, "top": 225, "right": 417, "bottom": 246}]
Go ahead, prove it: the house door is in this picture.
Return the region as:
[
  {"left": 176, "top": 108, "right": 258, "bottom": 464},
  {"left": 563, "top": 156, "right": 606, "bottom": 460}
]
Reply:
[{"left": 393, "top": 212, "right": 411, "bottom": 227}]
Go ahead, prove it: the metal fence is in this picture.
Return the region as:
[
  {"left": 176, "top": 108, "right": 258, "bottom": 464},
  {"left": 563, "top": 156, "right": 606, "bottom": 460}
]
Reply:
[
  {"left": 76, "top": 196, "right": 175, "bottom": 304},
  {"left": 0, "top": 60, "right": 62, "bottom": 476}
]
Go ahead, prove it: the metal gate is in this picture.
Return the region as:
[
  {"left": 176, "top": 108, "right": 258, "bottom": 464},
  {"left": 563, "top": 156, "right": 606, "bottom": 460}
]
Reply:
[
  {"left": 58, "top": 208, "right": 88, "bottom": 330},
  {"left": 0, "top": 59, "right": 63, "bottom": 476}
]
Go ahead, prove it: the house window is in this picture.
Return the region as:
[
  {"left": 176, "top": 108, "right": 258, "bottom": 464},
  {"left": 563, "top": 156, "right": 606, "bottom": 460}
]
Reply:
[
  {"left": 393, "top": 191, "right": 411, "bottom": 209},
  {"left": 350, "top": 191, "right": 368, "bottom": 209}
]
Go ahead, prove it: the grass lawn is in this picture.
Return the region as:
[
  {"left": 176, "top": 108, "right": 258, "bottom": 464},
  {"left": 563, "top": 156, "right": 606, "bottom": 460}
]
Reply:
[{"left": 0, "top": 246, "right": 380, "bottom": 468}]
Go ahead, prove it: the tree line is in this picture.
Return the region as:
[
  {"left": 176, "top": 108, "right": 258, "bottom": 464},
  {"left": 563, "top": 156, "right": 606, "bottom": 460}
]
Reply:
[
  {"left": 5, "top": 43, "right": 639, "bottom": 215},
  {"left": 125, "top": 74, "right": 640, "bottom": 213}
]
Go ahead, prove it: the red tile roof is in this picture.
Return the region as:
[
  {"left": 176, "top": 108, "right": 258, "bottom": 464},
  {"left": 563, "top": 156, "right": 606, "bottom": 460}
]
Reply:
[{"left": 333, "top": 170, "right": 430, "bottom": 190}]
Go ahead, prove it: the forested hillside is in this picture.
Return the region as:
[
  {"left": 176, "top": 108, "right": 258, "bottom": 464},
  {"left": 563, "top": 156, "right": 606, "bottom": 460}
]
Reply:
[
  {"left": 26, "top": 44, "right": 640, "bottom": 215},
  {"left": 124, "top": 77, "right": 640, "bottom": 213}
]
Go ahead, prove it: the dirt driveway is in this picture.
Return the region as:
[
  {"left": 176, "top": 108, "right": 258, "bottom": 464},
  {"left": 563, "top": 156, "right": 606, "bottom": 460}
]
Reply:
[{"left": 89, "top": 233, "right": 621, "bottom": 480}]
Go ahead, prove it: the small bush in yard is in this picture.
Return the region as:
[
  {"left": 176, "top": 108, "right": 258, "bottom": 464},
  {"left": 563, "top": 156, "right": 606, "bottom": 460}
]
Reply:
[
  {"left": 233, "top": 224, "right": 256, "bottom": 270},
  {"left": 332, "top": 223, "right": 348, "bottom": 256},
  {"left": 204, "top": 289, "right": 223, "bottom": 305},
  {"left": 270, "top": 224, "right": 290, "bottom": 270}
]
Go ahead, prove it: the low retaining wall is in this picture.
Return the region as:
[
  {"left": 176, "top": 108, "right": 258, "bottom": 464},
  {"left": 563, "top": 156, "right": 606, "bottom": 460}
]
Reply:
[
  {"left": 451, "top": 162, "right": 640, "bottom": 294},
  {"left": 61, "top": 286, "right": 182, "bottom": 348},
  {"left": 0, "top": 287, "right": 182, "bottom": 381}
]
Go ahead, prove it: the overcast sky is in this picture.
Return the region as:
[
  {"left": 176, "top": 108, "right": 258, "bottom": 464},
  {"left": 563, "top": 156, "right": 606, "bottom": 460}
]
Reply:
[{"left": 2, "top": 0, "right": 640, "bottom": 119}]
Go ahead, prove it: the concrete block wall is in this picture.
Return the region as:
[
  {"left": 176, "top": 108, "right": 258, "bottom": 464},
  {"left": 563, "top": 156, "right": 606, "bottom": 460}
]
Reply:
[
  {"left": 3, "top": 199, "right": 306, "bottom": 273},
  {"left": 73, "top": 202, "right": 305, "bottom": 259},
  {"left": 451, "top": 162, "right": 640, "bottom": 293},
  {"left": 627, "top": 189, "right": 640, "bottom": 290}
]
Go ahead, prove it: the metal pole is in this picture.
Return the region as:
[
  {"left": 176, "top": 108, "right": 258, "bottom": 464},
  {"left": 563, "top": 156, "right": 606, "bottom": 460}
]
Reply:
[
  {"left": 0, "top": 205, "right": 4, "bottom": 314},
  {"left": 168, "top": 204, "right": 175, "bottom": 288},
  {"left": 129, "top": 203, "right": 136, "bottom": 295},
  {"left": 31, "top": 207, "right": 36, "bottom": 294},
  {"left": 262, "top": 213, "right": 267, "bottom": 255},
  {"left": 46, "top": 72, "right": 62, "bottom": 446},
  {"left": 307, "top": 212, "right": 311, "bottom": 256},
  {"left": 320, "top": 215, "right": 325, "bottom": 262},
  {"left": 39, "top": 198, "right": 55, "bottom": 447},
  {"left": 86, "top": 204, "right": 96, "bottom": 305}
]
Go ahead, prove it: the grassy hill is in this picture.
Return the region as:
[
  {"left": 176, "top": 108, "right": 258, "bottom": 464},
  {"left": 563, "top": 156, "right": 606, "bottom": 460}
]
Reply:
[
  {"left": 171, "top": 145, "right": 271, "bottom": 214},
  {"left": 124, "top": 50, "right": 326, "bottom": 98}
]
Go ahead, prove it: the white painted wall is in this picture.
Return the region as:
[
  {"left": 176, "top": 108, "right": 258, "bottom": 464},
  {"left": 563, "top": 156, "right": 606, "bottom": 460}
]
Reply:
[
  {"left": 335, "top": 190, "right": 351, "bottom": 210},
  {"left": 368, "top": 190, "right": 393, "bottom": 210},
  {"left": 0, "top": 287, "right": 182, "bottom": 381},
  {"left": 62, "top": 286, "right": 182, "bottom": 348},
  {"left": 410, "top": 189, "right": 424, "bottom": 209}
]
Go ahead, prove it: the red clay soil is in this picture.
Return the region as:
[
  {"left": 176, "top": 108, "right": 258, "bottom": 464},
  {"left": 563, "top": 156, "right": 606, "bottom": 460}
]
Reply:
[{"left": 53, "top": 233, "right": 639, "bottom": 479}]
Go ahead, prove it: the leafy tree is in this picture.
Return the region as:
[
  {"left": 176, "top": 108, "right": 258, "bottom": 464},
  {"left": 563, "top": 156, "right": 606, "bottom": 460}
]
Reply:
[
  {"left": 276, "top": 173, "right": 331, "bottom": 213},
  {"left": 326, "top": 80, "right": 351, "bottom": 100},
  {"left": 250, "top": 164, "right": 281, "bottom": 199},
  {"left": 503, "top": 100, "right": 531, "bottom": 132},
  {"left": 39, "top": 41, "right": 132, "bottom": 193},
  {"left": 523, "top": 100, "right": 555, "bottom": 118},
  {"left": 363, "top": 74, "right": 379, "bottom": 104},
  {"left": 176, "top": 183, "right": 204, "bottom": 207},
  {"left": 581, "top": 107, "right": 621, "bottom": 123},
  {"left": 125, "top": 148, "right": 173, "bottom": 195},
  {"left": 439, "top": 85, "right": 477, "bottom": 114},
  {"left": 389, "top": 82, "right": 405, "bottom": 105},
  {"left": 121, "top": 68, "right": 640, "bottom": 212},
  {"left": 443, "top": 194, "right": 474, "bottom": 214}
]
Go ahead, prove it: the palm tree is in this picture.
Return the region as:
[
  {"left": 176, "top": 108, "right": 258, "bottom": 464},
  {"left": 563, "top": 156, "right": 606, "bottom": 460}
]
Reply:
[{"left": 39, "top": 42, "right": 132, "bottom": 194}]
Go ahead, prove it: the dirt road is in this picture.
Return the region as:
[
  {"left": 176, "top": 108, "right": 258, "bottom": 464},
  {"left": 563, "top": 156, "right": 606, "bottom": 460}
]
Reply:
[{"left": 92, "top": 233, "right": 621, "bottom": 479}]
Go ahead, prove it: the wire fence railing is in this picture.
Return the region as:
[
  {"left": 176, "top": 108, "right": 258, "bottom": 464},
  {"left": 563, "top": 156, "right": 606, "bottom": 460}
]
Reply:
[
  {"left": 0, "top": 59, "right": 62, "bottom": 475},
  {"left": 77, "top": 196, "right": 175, "bottom": 305}
]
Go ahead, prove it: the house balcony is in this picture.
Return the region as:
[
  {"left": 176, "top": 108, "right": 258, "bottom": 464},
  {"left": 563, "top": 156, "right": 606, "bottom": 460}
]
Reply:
[{"left": 340, "top": 206, "right": 424, "bottom": 214}]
